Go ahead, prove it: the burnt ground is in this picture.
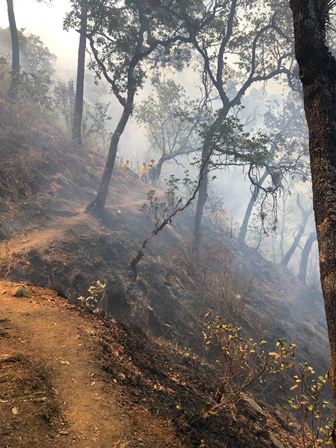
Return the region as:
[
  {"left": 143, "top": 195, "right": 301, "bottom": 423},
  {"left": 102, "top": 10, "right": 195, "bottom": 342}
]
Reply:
[
  {"left": 0, "top": 95, "right": 329, "bottom": 447},
  {"left": 0, "top": 281, "right": 298, "bottom": 448},
  {"left": 0, "top": 281, "right": 182, "bottom": 448},
  {"left": 0, "top": 168, "right": 328, "bottom": 374}
]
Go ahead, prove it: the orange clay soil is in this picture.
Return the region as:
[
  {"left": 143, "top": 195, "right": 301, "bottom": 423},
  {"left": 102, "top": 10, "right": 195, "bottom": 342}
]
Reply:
[{"left": 0, "top": 281, "right": 182, "bottom": 448}]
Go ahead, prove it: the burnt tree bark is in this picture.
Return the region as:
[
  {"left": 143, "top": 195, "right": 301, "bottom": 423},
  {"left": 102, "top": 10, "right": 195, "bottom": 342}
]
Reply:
[
  {"left": 239, "top": 169, "right": 268, "bottom": 243},
  {"left": 72, "top": 0, "right": 88, "bottom": 145},
  {"left": 298, "top": 232, "right": 316, "bottom": 284},
  {"left": 290, "top": 0, "right": 336, "bottom": 439},
  {"left": 6, "top": 0, "right": 20, "bottom": 99}
]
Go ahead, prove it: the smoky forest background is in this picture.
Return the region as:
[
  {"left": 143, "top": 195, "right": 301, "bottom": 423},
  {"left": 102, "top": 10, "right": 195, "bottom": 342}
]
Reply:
[{"left": 0, "top": 1, "right": 336, "bottom": 448}]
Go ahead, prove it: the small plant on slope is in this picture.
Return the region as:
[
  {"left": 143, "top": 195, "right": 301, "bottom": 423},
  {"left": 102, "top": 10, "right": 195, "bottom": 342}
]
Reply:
[
  {"left": 78, "top": 280, "right": 106, "bottom": 314},
  {"left": 196, "top": 313, "right": 333, "bottom": 446},
  {"left": 287, "top": 363, "right": 333, "bottom": 447},
  {"left": 193, "top": 313, "right": 296, "bottom": 423}
]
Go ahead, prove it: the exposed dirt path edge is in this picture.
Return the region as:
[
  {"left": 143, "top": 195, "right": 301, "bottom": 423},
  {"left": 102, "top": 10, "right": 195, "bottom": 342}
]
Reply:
[{"left": 0, "top": 281, "right": 182, "bottom": 448}]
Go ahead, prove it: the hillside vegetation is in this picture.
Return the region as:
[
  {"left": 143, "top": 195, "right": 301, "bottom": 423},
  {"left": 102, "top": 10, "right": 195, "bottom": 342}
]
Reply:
[
  {"left": 0, "top": 97, "right": 327, "bottom": 369},
  {"left": 0, "top": 95, "right": 330, "bottom": 447}
]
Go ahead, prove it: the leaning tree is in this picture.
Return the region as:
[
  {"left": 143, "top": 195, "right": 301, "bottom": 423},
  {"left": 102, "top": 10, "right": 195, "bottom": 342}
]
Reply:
[
  {"left": 66, "top": 0, "right": 199, "bottom": 215},
  {"left": 281, "top": 194, "right": 312, "bottom": 267},
  {"left": 290, "top": 0, "right": 336, "bottom": 439},
  {"left": 298, "top": 231, "right": 317, "bottom": 285}
]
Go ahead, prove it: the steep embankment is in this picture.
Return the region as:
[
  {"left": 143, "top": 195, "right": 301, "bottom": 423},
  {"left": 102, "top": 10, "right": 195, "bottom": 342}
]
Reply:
[
  {"left": 0, "top": 281, "right": 185, "bottom": 447},
  {"left": 1, "top": 207, "right": 327, "bottom": 353},
  {"left": 0, "top": 100, "right": 328, "bottom": 390},
  {"left": 0, "top": 281, "right": 298, "bottom": 448},
  {"left": 0, "top": 97, "right": 328, "bottom": 447},
  {"left": 0, "top": 155, "right": 328, "bottom": 374}
]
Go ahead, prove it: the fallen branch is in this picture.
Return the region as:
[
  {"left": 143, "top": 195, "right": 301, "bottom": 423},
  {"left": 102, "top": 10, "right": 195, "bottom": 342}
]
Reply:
[{"left": 130, "top": 151, "right": 212, "bottom": 279}]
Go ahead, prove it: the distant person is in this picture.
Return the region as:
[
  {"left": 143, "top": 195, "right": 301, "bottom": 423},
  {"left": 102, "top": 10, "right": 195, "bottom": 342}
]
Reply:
[
  {"left": 139, "top": 162, "right": 148, "bottom": 183},
  {"left": 121, "top": 160, "right": 130, "bottom": 170},
  {"left": 148, "top": 159, "right": 158, "bottom": 186}
]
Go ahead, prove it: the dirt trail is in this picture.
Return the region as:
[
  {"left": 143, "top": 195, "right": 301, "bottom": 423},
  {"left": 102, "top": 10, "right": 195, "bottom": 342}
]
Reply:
[
  {"left": 0, "top": 281, "right": 181, "bottom": 448},
  {"left": 0, "top": 196, "right": 147, "bottom": 259},
  {"left": 0, "top": 212, "right": 88, "bottom": 257}
]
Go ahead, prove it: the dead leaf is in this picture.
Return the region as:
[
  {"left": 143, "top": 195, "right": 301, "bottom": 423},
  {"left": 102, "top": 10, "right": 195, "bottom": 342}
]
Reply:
[
  {"left": 32, "top": 397, "right": 47, "bottom": 402},
  {"left": 0, "top": 354, "right": 16, "bottom": 363}
]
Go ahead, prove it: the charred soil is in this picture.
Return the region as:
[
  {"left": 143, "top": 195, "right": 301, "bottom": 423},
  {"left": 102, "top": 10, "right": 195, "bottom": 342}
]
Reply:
[
  {"left": 0, "top": 281, "right": 298, "bottom": 448},
  {"left": 0, "top": 101, "right": 329, "bottom": 447}
]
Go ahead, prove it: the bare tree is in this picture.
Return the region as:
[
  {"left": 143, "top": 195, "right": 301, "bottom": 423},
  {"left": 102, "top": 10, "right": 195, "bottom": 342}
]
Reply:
[
  {"left": 279, "top": 189, "right": 290, "bottom": 261},
  {"left": 281, "top": 194, "right": 311, "bottom": 267},
  {"left": 239, "top": 169, "right": 268, "bottom": 243},
  {"left": 298, "top": 232, "right": 317, "bottom": 284},
  {"left": 71, "top": 0, "right": 88, "bottom": 145},
  {"left": 290, "top": 0, "right": 336, "bottom": 439},
  {"left": 130, "top": 157, "right": 207, "bottom": 280},
  {"left": 6, "top": 0, "right": 20, "bottom": 99}
]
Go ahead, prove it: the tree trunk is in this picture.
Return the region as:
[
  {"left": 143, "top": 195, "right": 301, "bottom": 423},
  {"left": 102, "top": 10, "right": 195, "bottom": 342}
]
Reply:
[
  {"left": 281, "top": 209, "right": 310, "bottom": 268},
  {"left": 193, "top": 108, "right": 228, "bottom": 249},
  {"left": 298, "top": 232, "right": 316, "bottom": 284},
  {"left": 156, "top": 158, "right": 164, "bottom": 178},
  {"left": 290, "top": 0, "right": 336, "bottom": 439},
  {"left": 239, "top": 169, "right": 268, "bottom": 243},
  {"left": 6, "top": 0, "right": 20, "bottom": 99},
  {"left": 72, "top": 0, "right": 88, "bottom": 145},
  {"left": 193, "top": 156, "right": 209, "bottom": 248},
  {"left": 156, "top": 154, "right": 171, "bottom": 178},
  {"left": 280, "top": 192, "right": 288, "bottom": 261},
  {"left": 87, "top": 103, "right": 133, "bottom": 214}
]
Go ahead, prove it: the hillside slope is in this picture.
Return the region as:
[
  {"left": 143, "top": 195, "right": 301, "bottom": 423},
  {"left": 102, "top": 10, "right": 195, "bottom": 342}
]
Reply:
[
  {"left": 0, "top": 281, "right": 299, "bottom": 448},
  {"left": 0, "top": 94, "right": 331, "bottom": 447},
  {"left": 0, "top": 129, "right": 328, "bottom": 374}
]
